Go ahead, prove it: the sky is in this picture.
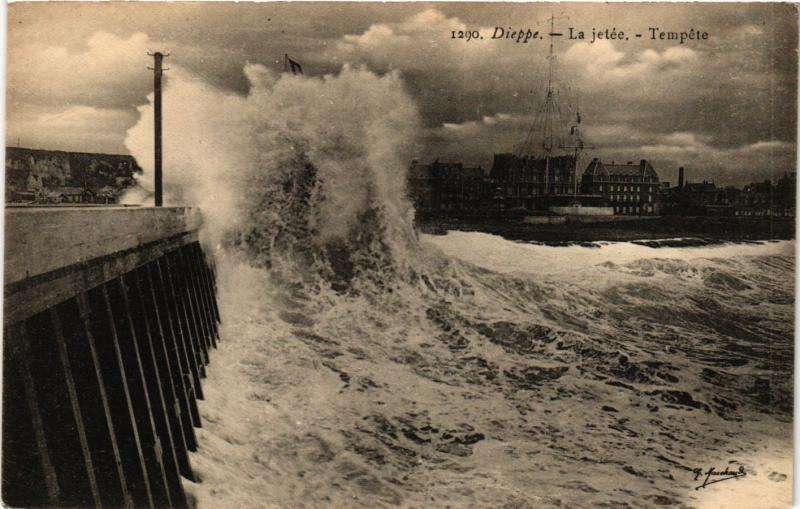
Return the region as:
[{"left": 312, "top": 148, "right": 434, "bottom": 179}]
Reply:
[{"left": 6, "top": 2, "right": 798, "bottom": 186}]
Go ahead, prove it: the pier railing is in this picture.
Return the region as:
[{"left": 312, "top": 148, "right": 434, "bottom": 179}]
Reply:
[{"left": 3, "top": 207, "right": 221, "bottom": 508}]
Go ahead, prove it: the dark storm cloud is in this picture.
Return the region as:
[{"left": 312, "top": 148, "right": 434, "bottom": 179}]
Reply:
[{"left": 6, "top": 2, "right": 797, "bottom": 184}]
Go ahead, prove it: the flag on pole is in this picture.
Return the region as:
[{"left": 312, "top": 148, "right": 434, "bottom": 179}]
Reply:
[{"left": 285, "top": 54, "right": 303, "bottom": 75}]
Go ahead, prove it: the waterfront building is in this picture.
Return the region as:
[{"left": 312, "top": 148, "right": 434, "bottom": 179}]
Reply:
[
  {"left": 407, "top": 160, "right": 489, "bottom": 214},
  {"left": 659, "top": 168, "right": 795, "bottom": 217},
  {"left": 580, "top": 158, "right": 661, "bottom": 215},
  {"left": 489, "top": 154, "right": 578, "bottom": 210},
  {"left": 47, "top": 186, "right": 96, "bottom": 204}
]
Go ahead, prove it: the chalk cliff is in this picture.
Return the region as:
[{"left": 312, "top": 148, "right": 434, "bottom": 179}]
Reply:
[{"left": 6, "top": 146, "right": 141, "bottom": 203}]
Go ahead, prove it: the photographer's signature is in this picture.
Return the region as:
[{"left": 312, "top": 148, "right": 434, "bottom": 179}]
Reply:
[{"left": 693, "top": 466, "right": 746, "bottom": 490}]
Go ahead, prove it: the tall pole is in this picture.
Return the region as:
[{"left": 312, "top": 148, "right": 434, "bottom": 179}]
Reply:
[
  {"left": 153, "top": 52, "right": 164, "bottom": 207},
  {"left": 544, "top": 14, "right": 556, "bottom": 156},
  {"left": 542, "top": 14, "right": 566, "bottom": 195},
  {"left": 543, "top": 15, "right": 554, "bottom": 196}
]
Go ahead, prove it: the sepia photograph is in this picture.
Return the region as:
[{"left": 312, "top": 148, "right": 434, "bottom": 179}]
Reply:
[{"left": 2, "top": 2, "right": 796, "bottom": 508}]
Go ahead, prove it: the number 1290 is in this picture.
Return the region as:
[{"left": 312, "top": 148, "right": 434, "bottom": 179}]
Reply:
[{"left": 451, "top": 30, "right": 482, "bottom": 41}]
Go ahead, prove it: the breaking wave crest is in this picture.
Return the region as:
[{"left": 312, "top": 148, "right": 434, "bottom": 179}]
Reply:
[{"left": 125, "top": 63, "right": 421, "bottom": 290}]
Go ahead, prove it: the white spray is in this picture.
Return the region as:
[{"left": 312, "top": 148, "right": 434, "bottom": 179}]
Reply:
[{"left": 125, "top": 63, "right": 422, "bottom": 289}]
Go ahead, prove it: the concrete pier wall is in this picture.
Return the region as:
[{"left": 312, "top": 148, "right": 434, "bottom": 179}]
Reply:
[
  {"left": 6, "top": 206, "right": 202, "bottom": 286},
  {"left": 3, "top": 206, "right": 221, "bottom": 509}
]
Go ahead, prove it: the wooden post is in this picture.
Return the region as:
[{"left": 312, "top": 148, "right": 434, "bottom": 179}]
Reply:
[
  {"left": 3, "top": 322, "right": 59, "bottom": 507},
  {"left": 109, "top": 277, "right": 172, "bottom": 508},
  {"left": 141, "top": 262, "right": 198, "bottom": 464},
  {"left": 76, "top": 292, "right": 135, "bottom": 508},
  {"left": 169, "top": 251, "right": 209, "bottom": 368},
  {"left": 159, "top": 257, "right": 205, "bottom": 401},
  {"left": 152, "top": 52, "right": 164, "bottom": 207},
  {"left": 180, "top": 246, "right": 214, "bottom": 351},
  {"left": 126, "top": 271, "right": 189, "bottom": 506},
  {"left": 191, "top": 243, "right": 220, "bottom": 340},
  {"left": 23, "top": 310, "right": 100, "bottom": 507},
  {"left": 151, "top": 260, "right": 202, "bottom": 431},
  {"left": 59, "top": 297, "right": 133, "bottom": 508},
  {"left": 95, "top": 283, "right": 156, "bottom": 509},
  {"left": 189, "top": 243, "right": 218, "bottom": 346}
]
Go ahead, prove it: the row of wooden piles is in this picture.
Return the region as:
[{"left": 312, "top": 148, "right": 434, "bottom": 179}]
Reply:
[{"left": 3, "top": 241, "right": 221, "bottom": 508}]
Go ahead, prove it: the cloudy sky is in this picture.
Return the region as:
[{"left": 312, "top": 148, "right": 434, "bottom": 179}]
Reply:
[{"left": 7, "top": 2, "right": 797, "bottom": 186}]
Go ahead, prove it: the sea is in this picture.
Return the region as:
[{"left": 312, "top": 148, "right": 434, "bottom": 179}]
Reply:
[
  {"left": 184, "top": 232, "right": 793, "bottom": 509},
  {"left": 121, "top": 65, "right": 794, "bottom": 509}
]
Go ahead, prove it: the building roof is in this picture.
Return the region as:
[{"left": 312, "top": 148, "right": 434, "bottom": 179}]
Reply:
[
  {"left": 684, "top": 181, "right": 717, "bottom": 192},
  {"left": 743, "top": 181, "right": 772, "bottom": 193},
  {"left": 490, "top": 153, "right": 575, "bottom": 180},
  {"left": 583, "top": 158, "right": 659, "bottom": 181},
  {"left": 604, "top": 163, "right": 644, "bottom": 177},
  {"left": 408, "top": 162, "right": 433, "bottom": 180},
  {"left": 409, "top": 160, "right": 484, "bottom": 179}
]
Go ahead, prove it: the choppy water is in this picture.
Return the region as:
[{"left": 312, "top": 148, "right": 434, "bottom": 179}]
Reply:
[
  {"left": 186, "top": 233, "right": 793, "bottom": 509},
  {"left": 121, "top": 64, "right": 793, "bottom": 509}
]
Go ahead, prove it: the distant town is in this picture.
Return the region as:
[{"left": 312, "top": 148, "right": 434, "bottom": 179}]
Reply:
[
  {"left": 407, "top": 154, "right": 796, "bottom": 222},
  {"left": 5, "top": 146, "right": 795, "bottom": 228}
]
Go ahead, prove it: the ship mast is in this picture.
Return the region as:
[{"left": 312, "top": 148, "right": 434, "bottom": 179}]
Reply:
[
  {"left": 543, "top": 13, "right": 558, "bottom": 156},
  {"left": 542, "top": 14, "right": 558, "bottom": 194},
  {"left": 519, "top": 14, "right": 590, "bottom": 198},
  {"left": 539, "top": 14, "right": 568, "bottom": 194}
]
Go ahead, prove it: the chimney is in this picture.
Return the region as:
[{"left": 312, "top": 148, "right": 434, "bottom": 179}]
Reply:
[
  {"left": 678, "top": 167, "right": 685, "bottom": 188},
  {"left": 639, "top": 159, "right": 646, "bottom": 171}
]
